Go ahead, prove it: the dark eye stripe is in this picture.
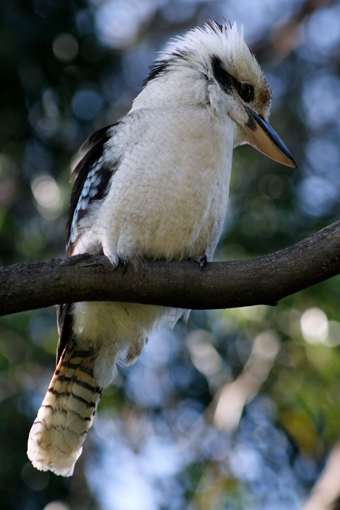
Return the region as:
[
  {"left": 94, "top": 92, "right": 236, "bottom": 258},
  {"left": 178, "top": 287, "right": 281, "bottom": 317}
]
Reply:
[
  {"left": 211, "top": 55, "right": 255, "bottom": 104},
  {"left": 211, "top": 55, "right": 233, "bottom": 93}
]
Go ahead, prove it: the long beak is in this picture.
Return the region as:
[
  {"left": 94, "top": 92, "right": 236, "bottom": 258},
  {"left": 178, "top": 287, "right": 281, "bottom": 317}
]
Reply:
[{"left": 244, "top": 107, "right": 297, "bottom": 168}]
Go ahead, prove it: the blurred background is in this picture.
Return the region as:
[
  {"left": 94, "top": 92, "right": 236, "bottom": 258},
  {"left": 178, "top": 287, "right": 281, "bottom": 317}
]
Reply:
[{"left": 1, "top": 0, "right": 340, "bottom": 509}]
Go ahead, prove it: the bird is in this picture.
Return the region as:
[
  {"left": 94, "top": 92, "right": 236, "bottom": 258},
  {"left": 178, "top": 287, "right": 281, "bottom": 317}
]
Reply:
[{"left": 27, "top": 20, "right": 296, "bottom": 477}]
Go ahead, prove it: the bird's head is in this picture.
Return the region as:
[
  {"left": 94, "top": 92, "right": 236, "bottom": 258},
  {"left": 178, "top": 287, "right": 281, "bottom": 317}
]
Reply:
[{"left": 133, "top": 21, "right": 296, "bottom": 168}]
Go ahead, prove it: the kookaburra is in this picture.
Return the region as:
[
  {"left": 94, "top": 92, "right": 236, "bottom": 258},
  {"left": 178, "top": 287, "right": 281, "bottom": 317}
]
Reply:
[{"left": 27, "top": 21, "right": 296, "bottom": 476}]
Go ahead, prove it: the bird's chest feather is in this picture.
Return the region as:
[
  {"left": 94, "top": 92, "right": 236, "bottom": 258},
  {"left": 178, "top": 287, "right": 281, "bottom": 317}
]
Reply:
[{"left": 98, "top": 108, "right": 233, "bottom": 260}]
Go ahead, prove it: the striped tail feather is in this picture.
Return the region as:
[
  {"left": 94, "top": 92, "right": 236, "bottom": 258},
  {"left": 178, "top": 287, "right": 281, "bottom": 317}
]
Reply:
[{"left": 27, "top": 339, "right": 102, "bottom": 477}]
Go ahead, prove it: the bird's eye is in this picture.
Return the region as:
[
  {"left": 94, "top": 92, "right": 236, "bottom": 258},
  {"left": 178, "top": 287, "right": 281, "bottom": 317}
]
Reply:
[{"left": 239, "top": 83, "right": 254, "bottom": 102}]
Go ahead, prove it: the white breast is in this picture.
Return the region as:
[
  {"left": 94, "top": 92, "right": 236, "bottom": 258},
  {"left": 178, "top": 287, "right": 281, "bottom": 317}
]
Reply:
[{"left": 88, "top": 105, "right": 234, "bottom": 264}]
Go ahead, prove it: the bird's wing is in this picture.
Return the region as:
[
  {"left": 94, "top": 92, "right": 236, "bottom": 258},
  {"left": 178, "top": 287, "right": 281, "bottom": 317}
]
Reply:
[
  {"left": 66, "top": 123, "right": 120, "bottom": 256},
  {"left": 57, "top": 123, "right": 121, "bottom": 365}
]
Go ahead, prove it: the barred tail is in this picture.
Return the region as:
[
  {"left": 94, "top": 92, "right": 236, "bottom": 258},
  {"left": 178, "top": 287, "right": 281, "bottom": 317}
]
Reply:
[{"left": 27, "top": 339, "right": 102, "bottom": 477}]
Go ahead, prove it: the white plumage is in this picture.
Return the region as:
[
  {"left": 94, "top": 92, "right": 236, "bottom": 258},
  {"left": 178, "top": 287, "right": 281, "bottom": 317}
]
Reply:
[{"left": 27, "top": 21, "right": 296, "bottom": 477}]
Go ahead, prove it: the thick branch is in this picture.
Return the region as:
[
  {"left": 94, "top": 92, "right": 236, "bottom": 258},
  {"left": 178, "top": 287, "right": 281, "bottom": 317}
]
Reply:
[{"left": 1, "top": 221, "right": 340, "bottom": 317}]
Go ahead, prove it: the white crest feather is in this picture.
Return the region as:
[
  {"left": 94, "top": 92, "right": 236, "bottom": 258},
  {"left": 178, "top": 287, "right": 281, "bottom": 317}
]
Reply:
[{"left": 159, "top": 21, "right": 262, "bottom": 82}]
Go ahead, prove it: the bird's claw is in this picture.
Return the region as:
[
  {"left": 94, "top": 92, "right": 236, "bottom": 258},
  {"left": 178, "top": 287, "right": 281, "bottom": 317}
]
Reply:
[
  {"left": 199, "top": 255, "right": 208, "bottom": 270},
  {"left": 115, "top": 257, "right": 128, "bottom": 274},
  {"left": 187, "top": 254, "right": 208, "bottom": 269},
  {"left": 108, "top": 255, "right": 128, "bottom": 274},
  {"left": 122, "top": 258, "right": 128, "bottom": 274}
]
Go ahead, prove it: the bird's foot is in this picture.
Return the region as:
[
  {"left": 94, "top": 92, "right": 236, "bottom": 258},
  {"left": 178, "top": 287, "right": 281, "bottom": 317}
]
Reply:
[
  {"left": 107, "top": 254, "right": 128, "bottom": 274},
  {"left": 121, "top": 257, "right": 128, "bottom": 274},
  {"left": 188, "top": 254, "right": 208, "bottom": 270},
  {"left": 199, "top": 255, "right": 208, "bottom": 270}
]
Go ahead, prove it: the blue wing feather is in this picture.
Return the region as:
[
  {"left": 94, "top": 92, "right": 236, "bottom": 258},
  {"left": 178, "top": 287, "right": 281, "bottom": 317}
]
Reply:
[{"left": 66, "top": 123, "right": 120, "bottom": 255}]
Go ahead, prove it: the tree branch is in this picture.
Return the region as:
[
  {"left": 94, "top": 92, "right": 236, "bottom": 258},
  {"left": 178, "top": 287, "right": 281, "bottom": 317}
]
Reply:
[{"left": 1, "top": 220, "right": 340, "bottom": 317}]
